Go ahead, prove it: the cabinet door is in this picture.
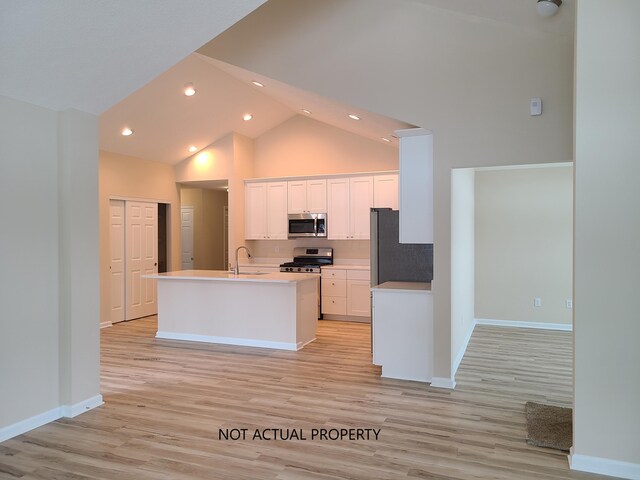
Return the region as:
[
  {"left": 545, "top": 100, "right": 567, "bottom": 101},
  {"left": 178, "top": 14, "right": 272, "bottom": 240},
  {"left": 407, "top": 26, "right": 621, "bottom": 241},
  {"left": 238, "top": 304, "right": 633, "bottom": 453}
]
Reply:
[
  {"left": 347, "top": 280, "right": 371, "bottom": 317},
  {"left": 245, "top": 182, "right": 267, "bottom": 239},
  {"left": 306, "top": 179, "right": 327, "bottom": 212},
  {"left": 266, "top": 181, "right": 288, "bottom": 240},
  {"left": 349, "top": 176, "right": 374, "bottom": 240},
  {"left": 287, "top": 180, "right": 307, "bottom": 214},
  {"left": 373, "top": 174, "right": 398, "bottom": 210},
  {"left": 327, "top": 178, "right": 350, "bottom": 239}
]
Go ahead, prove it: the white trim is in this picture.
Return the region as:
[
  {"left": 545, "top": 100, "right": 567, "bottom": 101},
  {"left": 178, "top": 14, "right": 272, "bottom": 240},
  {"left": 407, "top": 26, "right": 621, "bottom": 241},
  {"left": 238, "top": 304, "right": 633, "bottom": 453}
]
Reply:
[
  {"left": 475, "top": 318, "right": 572, "bottom": 331},
  {"left": 430, "top": 377, "right": 457, "bottom": 389},
  {"left": 453, "top": 319, "right": 477, "bottom": 375},
  {"left": 156, "top": 331, "right": 303, "bottom": 351},
  {"left": 0, "top": 395, "right": 104, "bottom": 442},
  {"left": 100, "top": 321, "right": 112, "bottom": 329},
  {"left": 0, "top": 406, "right": 62, "bottom": 443},
  {"left": 109, "top": 195, "right": 173, "bottom": 205},
  {"left": 570, "top": 447, "right": 640, "bottom": 480},
  {"left": 60, "top": 395, "right": 104, "bottom": 418},
  {"left": 474, "top": 162, "right": 573, "bottom": 172}
]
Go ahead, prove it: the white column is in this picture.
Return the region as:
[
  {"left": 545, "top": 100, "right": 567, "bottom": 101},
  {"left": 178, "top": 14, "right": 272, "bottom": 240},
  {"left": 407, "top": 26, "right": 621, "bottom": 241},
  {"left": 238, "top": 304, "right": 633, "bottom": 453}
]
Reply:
[
  {"left": 572, "top": 1, "right": 640, "bottom": 478},
  {"left": 57, "top": 109, "right": 102, "bottom": 415}
]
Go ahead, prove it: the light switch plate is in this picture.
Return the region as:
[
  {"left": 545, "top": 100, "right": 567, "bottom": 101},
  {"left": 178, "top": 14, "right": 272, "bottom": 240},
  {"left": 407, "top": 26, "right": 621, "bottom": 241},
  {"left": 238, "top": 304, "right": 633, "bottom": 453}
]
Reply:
[{"left": 530, "top": 98, "right": 542, "bottom": 116}]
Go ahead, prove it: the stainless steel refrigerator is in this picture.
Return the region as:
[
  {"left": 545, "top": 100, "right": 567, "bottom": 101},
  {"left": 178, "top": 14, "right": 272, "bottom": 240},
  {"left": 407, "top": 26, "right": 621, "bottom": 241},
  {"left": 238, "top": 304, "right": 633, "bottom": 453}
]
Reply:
[{"left": 370, "top": 208, "right": 433, "bottom": 287}]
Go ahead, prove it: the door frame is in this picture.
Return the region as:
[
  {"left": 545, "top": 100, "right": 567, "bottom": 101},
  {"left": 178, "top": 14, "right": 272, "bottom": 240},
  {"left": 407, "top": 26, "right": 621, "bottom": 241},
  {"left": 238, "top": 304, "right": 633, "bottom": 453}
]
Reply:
[{"left": 106, "top": 195, "right": 174, "bottom": 326}]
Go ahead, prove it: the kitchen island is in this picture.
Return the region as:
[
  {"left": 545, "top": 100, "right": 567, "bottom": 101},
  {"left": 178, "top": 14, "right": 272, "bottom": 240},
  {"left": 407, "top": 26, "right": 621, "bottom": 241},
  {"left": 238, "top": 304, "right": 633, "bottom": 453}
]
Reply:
[{"left": 146, "top": 270, "right": 319, "bottom": 351}]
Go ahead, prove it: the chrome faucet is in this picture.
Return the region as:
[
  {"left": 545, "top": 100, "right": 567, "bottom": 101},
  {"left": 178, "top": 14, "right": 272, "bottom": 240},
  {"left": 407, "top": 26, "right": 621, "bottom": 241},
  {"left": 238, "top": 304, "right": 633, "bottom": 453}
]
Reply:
[{"left": 234, "top": 245, "right": 252, "bottom": 275}]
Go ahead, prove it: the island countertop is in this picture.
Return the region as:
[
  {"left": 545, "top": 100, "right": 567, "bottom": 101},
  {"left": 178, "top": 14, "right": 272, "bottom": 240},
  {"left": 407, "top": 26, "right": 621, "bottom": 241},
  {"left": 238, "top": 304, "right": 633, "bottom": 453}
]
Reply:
[{"left": 146, "top": 269, "right": 318, "bottom": 283}]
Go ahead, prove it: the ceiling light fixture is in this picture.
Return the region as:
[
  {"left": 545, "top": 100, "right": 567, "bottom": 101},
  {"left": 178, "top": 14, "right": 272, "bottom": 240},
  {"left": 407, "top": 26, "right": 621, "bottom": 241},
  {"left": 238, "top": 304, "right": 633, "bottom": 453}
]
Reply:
[
  {"left": 121, "top": 127, "right": 133, "bottom": 136},
  {"left": 252, "top": 81, "right": 264, "bottom": 87},
  {"left": 536, "top": 0, "right": 561, "bottom": 17},
  {"left": 184, "top": 83, "right": 196, "bottom": 96},
  {"left": 188, "top": 145, "right": 198, "bottom": 153},
  {"left": 348, "top": 114, "right": 360, "bottom": 120},
  {"left": 301, "top": 109, "right": 312, "bottom": 115},
  {"left": 381, "top": 137, "right": 391, "bottom": 143},
  {"left": 243, "top": 114, "right": 253, "bottom": 121}
]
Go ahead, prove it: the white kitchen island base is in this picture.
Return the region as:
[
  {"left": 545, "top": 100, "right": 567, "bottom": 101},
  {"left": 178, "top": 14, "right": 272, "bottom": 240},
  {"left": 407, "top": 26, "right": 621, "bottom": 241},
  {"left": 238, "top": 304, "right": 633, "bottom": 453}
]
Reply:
[{"left": 150, "top": 270, "right": 318, "bottom": 351}]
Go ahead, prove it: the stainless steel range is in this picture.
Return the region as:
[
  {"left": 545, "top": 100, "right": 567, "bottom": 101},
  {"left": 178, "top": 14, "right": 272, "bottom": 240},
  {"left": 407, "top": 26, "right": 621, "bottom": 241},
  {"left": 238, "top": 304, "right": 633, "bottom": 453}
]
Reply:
[{"left": 279, "top": 247, "right": 333, "bottom": 273}]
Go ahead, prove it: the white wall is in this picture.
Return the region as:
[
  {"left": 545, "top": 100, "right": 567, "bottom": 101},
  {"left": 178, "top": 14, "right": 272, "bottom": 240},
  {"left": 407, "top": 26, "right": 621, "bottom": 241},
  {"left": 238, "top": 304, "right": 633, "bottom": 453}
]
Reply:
[
  {"left": 451, "top": 168, "right": 475, "bottom": 375},
  {"left": 475, "top": 165, "right": 573, "bottom": 326},
  {"left": 0, "top": 96, "right": 101, "bottom": 436},
  {"left": 253, "top": 114, "right": 397, "bottom": 178},
  {"left": 572, "top": 0, "right": 640, "bottom": 473},
  {"left": 0, "top": 95, "right": 61, "bottom": 428},
  {"left": 200, "top": 0, "right": 574, "bottom": 382}
]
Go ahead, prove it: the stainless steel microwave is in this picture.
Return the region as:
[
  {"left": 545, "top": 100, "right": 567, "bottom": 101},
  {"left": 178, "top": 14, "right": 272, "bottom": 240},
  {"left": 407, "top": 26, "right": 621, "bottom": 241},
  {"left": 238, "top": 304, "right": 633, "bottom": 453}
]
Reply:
[{"left": 287, "top": 213, "right": 327, "bottom": 238}]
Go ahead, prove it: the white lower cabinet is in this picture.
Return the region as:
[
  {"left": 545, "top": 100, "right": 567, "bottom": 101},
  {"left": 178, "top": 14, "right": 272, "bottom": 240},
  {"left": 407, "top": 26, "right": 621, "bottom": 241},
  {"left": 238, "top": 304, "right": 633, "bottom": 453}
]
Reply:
[
  {"left": 321, "top": 267, "right": 370, "bottom": 320},
  {"left": 372, "top": 282, "right": 433, "bottom": 382}
]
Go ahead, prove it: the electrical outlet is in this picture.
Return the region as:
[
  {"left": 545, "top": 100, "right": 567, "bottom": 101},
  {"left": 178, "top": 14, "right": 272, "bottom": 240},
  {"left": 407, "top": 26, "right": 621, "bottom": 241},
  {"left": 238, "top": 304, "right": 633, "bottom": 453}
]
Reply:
[
  {"left": 534, "top": 297, "right": 542, "bottom": 307},
  {"left": 274, "top": 246, "right": 280, "bottom": 253},
  {"left": 565, "top": 299, "right": 573, "bottom": 309}
]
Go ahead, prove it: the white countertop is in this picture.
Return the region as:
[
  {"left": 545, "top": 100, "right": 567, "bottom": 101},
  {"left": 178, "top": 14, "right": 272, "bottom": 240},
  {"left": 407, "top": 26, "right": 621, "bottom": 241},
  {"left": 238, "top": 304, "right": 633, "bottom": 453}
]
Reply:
[
  {"left": 371, "top": 281, "right": 432, "bottom": 293},
  {"left": 322, "top": 264, "right": 370, "bottom": 271},
  {"left": 146, "top": 270, "right": 317, "bottom": 283}
]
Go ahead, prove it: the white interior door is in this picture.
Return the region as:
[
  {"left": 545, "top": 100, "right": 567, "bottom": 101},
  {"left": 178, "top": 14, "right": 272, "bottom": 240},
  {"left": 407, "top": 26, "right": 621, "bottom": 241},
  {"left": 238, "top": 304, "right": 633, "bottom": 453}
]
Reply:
[
  {"left": 126, "top": 201, "right": 158, "bottom": 320},
  {"left": 181, "top": 206, "right": 194, "bottom": 269},
  {"left": 109, "top": 200, "right": 125, "bottom": 323}
]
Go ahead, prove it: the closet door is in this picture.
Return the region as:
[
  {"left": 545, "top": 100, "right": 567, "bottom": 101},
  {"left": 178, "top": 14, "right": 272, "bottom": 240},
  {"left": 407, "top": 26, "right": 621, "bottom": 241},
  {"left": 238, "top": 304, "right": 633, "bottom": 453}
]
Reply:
[
  {"left": 109, "top": 200, "right": 125, "bottom": 323},
  {"left": 126, "top": 201, "right": 158, "bottom": 320}
]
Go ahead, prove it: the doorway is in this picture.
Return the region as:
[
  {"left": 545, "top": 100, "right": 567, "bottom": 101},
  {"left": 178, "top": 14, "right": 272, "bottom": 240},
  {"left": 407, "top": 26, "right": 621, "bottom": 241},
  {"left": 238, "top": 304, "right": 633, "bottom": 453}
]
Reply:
[
  {"left": 109, "top": 199, "right": 169, "bottom": 323},
  {"left": 179, "top": 183, "right": 229, "bottom": 270}
]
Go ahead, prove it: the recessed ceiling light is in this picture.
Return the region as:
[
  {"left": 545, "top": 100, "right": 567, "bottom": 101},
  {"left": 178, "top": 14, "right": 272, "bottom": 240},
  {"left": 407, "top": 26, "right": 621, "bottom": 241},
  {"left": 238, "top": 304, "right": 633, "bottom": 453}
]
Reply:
[
  {"left": 252, "top": 81, "right": 264, "bottom": 87},
  {"left": 188, "top": 145, "right": 198, "bottom": 153},
  {"left": 184, "top": 83, "right": 196, "bottom": 96},
  {"left": 348, "top": 114, "right": 360, "bottom": 120},
  {"left": 121, "top": 127, "right": 133, "bottom": 136},
  {"left": 243, "top": 114, "right": 253, "bottom": 121},
  {"left": 381, "top": 137, "right": 391, "bottom": 143},
  {"left": 301, "top": 109, "right": 312, "bottom": 115}
]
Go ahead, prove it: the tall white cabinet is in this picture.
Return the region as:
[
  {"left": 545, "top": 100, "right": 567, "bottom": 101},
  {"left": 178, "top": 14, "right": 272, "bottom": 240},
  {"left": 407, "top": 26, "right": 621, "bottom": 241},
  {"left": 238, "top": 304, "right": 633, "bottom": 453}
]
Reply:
[
  {"left": 245, "top": 181, "right": 288, "bottom": 240},
  {"left": 396, "top": 128, "right": 433, "bottom": 244},
  {"left": 327, "top": 176, "right": 373, "bottom": 240}
]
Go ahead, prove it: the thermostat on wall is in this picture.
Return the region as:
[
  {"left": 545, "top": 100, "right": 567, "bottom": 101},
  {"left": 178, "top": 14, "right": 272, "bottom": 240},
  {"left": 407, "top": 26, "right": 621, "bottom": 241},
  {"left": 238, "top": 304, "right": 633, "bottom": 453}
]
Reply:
[{"left": 530, "top": 97, "right": 542, "bottom": 116}]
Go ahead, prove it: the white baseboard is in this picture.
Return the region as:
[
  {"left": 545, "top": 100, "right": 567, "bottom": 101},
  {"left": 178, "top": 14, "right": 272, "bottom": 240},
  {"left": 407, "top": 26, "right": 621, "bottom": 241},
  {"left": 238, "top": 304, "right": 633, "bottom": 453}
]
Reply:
[
  {"left": 453, "top": 319, "right": 477, "bottom": 376},
  {"left": 475, "top": 318, "right": 572, "bottom": 331},
  {"left": 156, "top": 331, "right": 300, "bottom": 351},
  {"left": 0, "top": 394, "right": 104, "bottom": 443},
  {"left": 60, "top": 395, "right": 104, "bottom": 418},
  {"left": 0, "top": 406, "right": 62, "bottom": 443},
  {"left": 570, "top": 447, "right": 640, "bottom": 480},
  {"left": 430, "top": 377, "right": 457, "bottom": 389},
  {"left": 100, "top": 321, "right": 112, "bottom": 329}
]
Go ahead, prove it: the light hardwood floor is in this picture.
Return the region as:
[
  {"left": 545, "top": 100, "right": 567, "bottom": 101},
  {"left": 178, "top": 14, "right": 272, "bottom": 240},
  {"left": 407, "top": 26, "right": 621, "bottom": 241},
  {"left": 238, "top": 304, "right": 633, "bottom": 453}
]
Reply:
[{"left": 1, "top": 318, "right": 604, "bottom": 480}]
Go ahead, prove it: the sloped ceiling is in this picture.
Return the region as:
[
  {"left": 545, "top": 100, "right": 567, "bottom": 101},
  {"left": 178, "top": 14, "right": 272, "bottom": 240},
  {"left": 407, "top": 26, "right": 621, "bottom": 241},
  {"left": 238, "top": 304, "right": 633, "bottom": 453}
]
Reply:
[
  {"left": 99, "top": 53, "right": 413, "bottom": 164},
  {"left": 0, "top": 0, "right": 266, "bottom": 114}
]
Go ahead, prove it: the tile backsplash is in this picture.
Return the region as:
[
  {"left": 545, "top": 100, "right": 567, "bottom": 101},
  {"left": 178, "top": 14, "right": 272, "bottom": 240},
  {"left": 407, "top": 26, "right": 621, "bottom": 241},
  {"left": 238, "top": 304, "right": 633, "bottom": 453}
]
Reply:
[{"left": 246, "top": 238, "right": 370, "bottom": 262}]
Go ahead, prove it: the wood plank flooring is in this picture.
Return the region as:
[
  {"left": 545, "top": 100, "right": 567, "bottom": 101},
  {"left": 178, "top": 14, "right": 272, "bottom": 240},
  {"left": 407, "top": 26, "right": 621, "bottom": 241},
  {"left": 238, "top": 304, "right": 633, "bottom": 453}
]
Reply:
[{"left": 0, "top": 319, "right": 604, "bottom": 480}]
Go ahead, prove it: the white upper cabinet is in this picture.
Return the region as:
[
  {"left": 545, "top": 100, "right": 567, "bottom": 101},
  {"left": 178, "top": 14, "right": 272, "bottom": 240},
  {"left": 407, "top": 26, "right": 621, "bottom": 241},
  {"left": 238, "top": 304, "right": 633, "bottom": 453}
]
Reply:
[
  {"left": 349, "top": 176, "right": 374, "bottom": 239},
  {"left": 396, "top": 128, "right": 433, "bottom": 244},
  {"left": 287, "top": 179, "right": 327, "bottom": 213},
  {"left": 245, "top": 181, "right": 288, "bottom": 240},
  {"left": 327, "top": 176, "right": 373, "bottom": 240},
  {"left": 373, "top": 174, "right": 398, "bottom": 210}
]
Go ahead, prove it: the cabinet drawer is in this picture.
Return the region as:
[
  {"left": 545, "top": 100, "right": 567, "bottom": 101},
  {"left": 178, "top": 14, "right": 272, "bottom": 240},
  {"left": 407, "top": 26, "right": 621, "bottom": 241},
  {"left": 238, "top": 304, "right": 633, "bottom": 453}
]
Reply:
[
  {"left": 322, "top": 296, "right": 347, "bottom": 315},
  {"left": 347, "top": 269, "right": 370, "bottom": 281},
  {"left": 321, "top": 268, "right": 346, "bottom": 280},
  {"left": 321, "top": 278, "right": 346, "bottom": 296}
]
